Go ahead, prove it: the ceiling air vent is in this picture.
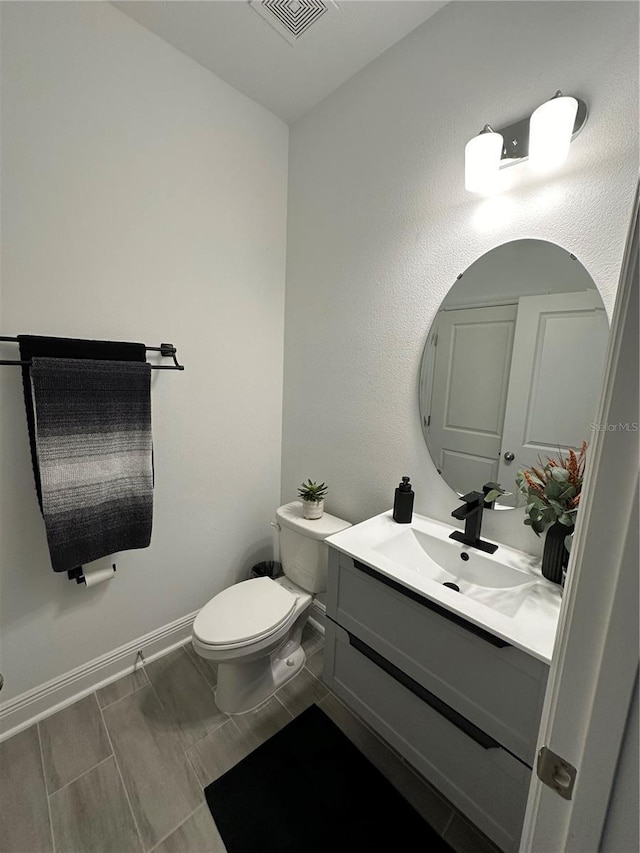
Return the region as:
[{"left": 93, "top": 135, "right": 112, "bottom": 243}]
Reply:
[{"left": 250, "top": 0, "right": 338, "bottom": 46}]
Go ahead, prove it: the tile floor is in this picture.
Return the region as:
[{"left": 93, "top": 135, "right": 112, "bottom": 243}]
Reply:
[{"left": 0, "top": 626, "right": 500, "bottom": 853}]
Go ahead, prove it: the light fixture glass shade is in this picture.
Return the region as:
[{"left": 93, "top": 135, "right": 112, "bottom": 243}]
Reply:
[
  {"left": 465, "top": 130, "right": 504, "bottom": 194},
  {"left": 529, "top": 95, "right": 578, "bottom": 173}
]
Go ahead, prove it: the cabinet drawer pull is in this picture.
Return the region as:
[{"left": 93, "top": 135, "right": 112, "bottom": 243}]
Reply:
[
  {"left": 352, "top": 559, "right": 510, "bottom": 649},
  {"left": 348, "top": 631, "right": 501, "bottom": 752}
]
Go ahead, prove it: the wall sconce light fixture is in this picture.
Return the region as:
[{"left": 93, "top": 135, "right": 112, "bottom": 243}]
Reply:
[
  {"left": 464, "top": 125, "right": 504, "bottom": 194},
  {"left": 465, "top": 91, "right": 588, "bottom": 194}
]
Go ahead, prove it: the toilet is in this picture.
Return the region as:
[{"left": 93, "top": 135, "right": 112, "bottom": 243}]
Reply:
[{"left": 192, "top": 501, "right": 350, "bottom": 714}]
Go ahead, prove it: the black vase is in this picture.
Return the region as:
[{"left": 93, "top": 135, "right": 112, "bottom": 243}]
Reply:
[{"left": 542, "top": 521, "right": 571, "bottom": 584}]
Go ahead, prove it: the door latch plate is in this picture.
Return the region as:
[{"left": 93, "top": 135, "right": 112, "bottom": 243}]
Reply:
[{"left": 537, "top": 746, "right": 577, "bottom": 800}]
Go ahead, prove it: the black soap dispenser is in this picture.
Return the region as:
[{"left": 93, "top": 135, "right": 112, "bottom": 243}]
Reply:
[{"left": 393, "top": 476, "right": 414, "bottom": 523}]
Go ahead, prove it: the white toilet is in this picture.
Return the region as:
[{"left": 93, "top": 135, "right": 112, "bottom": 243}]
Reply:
[{"left": 192, "top": 501, "right": 350, "bottom": 714}]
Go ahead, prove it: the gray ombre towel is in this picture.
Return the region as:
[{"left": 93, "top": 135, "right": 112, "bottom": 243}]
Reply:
[{"left": 30, "top": 357, "right": 153, "bottom": 572}]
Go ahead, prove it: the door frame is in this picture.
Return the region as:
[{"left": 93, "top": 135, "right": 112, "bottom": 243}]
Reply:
[{"left": 520, "top": 183, "right": 639, "bottom": 852}]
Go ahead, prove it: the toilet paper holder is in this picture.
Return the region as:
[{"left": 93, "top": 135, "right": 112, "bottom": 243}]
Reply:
[{"left": 67, "top": 564, "right": 117, "bottom": 585}]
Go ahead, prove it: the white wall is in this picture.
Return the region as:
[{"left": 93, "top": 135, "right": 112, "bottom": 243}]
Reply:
[
  {"left": 282, "top": 1, "right": 638, "bottom": 555},
  {"left": 0, "top": 2, "right": 288, "bottom": 704}
]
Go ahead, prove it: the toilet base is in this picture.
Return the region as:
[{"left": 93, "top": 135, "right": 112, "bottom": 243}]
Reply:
[{"left": 215, "top": 642, "right": 306, "bottom": 715}]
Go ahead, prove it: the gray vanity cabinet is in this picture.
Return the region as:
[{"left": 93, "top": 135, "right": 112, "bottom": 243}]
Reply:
[{"left": 323, "top": 548, "right": 550, "bottom": 853}]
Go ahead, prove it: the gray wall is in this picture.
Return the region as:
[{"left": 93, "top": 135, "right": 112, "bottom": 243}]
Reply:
[
  {"left": 0, "top": 2, "right": 288, "bottom": 703},
  {"left": 282, "top": 1, "right": 639, "bottom": 555}
]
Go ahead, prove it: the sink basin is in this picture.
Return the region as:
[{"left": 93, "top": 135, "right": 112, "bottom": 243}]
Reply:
[
  {"left": 373, "top": 528, "right": 537, "bottom": 618},
  {"left": 374, "top": 528, "right": 534, "bottom": 589},
  {"left": 326, "top": 509, "right": 562, "bottom": 662}
]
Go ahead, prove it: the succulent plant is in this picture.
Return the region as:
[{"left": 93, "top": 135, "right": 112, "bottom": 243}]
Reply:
[{"left": 297, "top": 479, "right": 328, "bottom": 503}]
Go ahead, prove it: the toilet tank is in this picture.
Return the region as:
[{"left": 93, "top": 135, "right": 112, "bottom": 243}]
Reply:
[{"left": 276, "top": 502, "right": 351, "bottom": 593}]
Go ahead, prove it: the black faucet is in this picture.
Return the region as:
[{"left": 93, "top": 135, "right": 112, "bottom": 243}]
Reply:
[{"left": 450, "top": 489, "right": 498, "bottom": 554}]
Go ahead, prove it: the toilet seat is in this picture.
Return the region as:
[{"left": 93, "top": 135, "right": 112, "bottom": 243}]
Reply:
[{"left": 193, "top": 577, "right": 297, "bottom": 650}]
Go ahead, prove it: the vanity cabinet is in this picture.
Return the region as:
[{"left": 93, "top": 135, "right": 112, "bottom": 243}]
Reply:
[{"left": 323, "top": 548, "right": 550, "bottom": 853}]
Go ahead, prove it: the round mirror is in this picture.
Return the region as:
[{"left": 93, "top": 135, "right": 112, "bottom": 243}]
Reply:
[{"left": 419, "top": 240, "right": 608, "bottom": 508}]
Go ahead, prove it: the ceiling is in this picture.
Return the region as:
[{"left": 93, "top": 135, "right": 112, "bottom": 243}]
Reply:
[{"left": 112, "top": 1, "right": 448, "bottom": 124}]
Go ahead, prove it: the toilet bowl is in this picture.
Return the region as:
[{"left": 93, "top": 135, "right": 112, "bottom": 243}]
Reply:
[{"left": 192, "top": 501, "right": 350, "bottom": 714}]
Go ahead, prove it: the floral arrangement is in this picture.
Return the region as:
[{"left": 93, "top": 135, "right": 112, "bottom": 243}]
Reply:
[{"left": 516, "top": 441, "right": 587, "bottom": 537}]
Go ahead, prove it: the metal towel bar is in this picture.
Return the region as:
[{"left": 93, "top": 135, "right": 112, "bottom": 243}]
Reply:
[{"left": 0, "top": 336, "right": 184, "bottom": 370}]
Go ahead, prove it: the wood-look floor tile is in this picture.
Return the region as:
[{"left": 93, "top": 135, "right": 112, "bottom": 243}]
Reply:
[
  {"left": 102, "top": 686, "right": 203, "bottom": 850},
  {"left": 183, "top": 642, "right": 218, "bottom": 689},
  {"left": 301, "top": 624, "right": 324, "bottom": 659},
  {"left": 276, "top": 665, "right": 327, "bottom": 717},
  {"left": 305, "top": 648, "right": 324, "bottom": 681},
  {"left": 152, "top": 806, "right": 226, "bottom": 853},
  {"left": 319, "top": 693, "right": 453, "bottom": 834},
  {"left": 444, "top": 814, "right": 502, "bottom": 853},
  {"left": 318, "top": 691, "right": 399, "bottom": 769},
  {"left": 0, "top": 725, "right": 53, "bottom": 853},
  {"left": 231, "top": 696, "right": 293, "bottom": 751},
  {"left": 39, "top": 694, "right": 112, "bottom": 794},
  {"left": 97, "top": 668, "right": 149, "bottom": 709},
  {"left": 186, "top": 720, "right": 251, "bottom": 788},
  {"left": 144, "top": 648, "right": 226, "bottom": 747},
  {"left": 50, "top": 756, "right": 143, "bottom": 853},
  {"left": 393, "top": 761, "right": 455, "bottom": 835}
]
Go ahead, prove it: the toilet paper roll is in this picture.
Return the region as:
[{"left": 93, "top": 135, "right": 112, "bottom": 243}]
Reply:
[{"left": 83, "top": 565, "right": 116, "bottom": 588}]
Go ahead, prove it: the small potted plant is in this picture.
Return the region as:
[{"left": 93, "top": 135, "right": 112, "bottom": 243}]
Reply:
[
  {"left": 297, "top": 479, "right": 328, "bottom": 520},
  {"left": 516, "top": 441, "right": 587, "bottom": 584}
]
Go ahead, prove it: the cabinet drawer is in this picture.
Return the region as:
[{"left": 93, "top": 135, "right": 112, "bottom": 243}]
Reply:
[
  {"left": 324, "top": 619, "right": 529, "bottom": 853},
  {"left": 326, "top": 550, "right": 547, "bottom": 765}
]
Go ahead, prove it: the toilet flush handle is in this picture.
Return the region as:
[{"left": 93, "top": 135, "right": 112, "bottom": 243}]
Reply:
[{"left": 269, "top": 521, "right": 281, "bottom": 532}]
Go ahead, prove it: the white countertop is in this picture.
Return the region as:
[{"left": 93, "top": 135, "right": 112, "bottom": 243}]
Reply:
[{"left": 326, "top": 510, "right": 563, "bottom": 664}]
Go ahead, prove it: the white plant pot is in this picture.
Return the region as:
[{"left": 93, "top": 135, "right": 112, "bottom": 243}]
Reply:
[{"left": 302, "top": 499, "right": 324, "bottom": 519}]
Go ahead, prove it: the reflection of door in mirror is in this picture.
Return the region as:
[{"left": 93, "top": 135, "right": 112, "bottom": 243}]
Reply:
[
  {"left": 422, "top": 293, "right": 607, "bottom": 504},
  {"left": 423, "top": 305, "right": 517, "bottom": 491},
  {"left": 420, "top": 240, "right": 610, "bottom": 508},
  {"left": 497, "top": 290, "right": 608, "bottom": 502}
]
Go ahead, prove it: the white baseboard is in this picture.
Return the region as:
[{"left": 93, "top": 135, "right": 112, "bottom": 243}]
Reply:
[{"left": 0, "top": 611, "right": 197, "bottom": 743}]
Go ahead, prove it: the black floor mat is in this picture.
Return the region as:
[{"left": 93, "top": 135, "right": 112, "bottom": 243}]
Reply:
[{"left": 205, "top": 703, "right": 454, "bottom": 852}]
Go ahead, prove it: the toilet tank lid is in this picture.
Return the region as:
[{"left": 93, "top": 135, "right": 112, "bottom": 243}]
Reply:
[{"left": 276, "top": 501, "right": 351, "bottom": 541}]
